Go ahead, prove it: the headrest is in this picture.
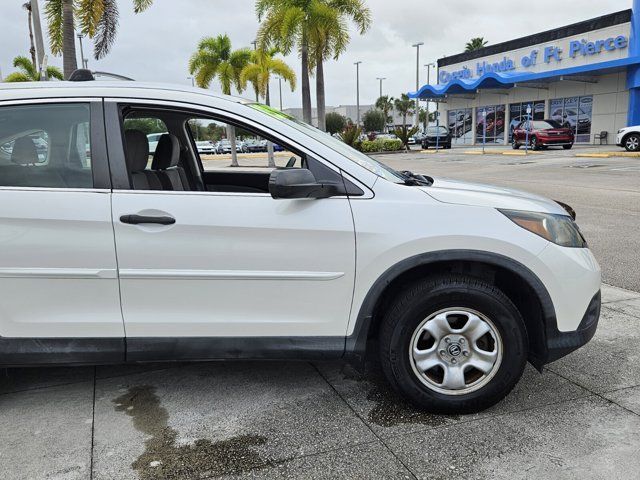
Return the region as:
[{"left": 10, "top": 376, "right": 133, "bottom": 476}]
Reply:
[
  {"left": 11, "top": 136, "right": 40, "bottom": 165},
  {"left": 152, "top": 134, "right": 180, "bottom": 170},
  {"left": 124, "top": 130, "right": 149, "bottom": 172}
]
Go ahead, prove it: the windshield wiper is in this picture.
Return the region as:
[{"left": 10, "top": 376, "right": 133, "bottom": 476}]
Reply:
[{"left": 399, "top": 170, "right": 433, "bottom": 186}]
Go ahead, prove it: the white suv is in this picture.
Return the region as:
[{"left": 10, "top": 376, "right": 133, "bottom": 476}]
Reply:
[
  {"left": 0, "top": 80, "right": 601, "bottom": 413},
  {"left": 616, "top": 126, "right": 640, "bottom": 151}
]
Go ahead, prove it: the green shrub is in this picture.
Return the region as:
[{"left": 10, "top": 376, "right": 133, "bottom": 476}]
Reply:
[{"left": 358, "top": 138, "right": 403, "bottom": 153}]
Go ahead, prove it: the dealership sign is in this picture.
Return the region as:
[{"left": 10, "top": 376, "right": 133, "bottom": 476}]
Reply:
[{"left": 439, "top": 35, "right": 628, "bottom": 84}]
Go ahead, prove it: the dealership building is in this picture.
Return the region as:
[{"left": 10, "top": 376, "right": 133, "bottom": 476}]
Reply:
[{"left": 410, "top": 4, "right": 640, "bottom": 146}]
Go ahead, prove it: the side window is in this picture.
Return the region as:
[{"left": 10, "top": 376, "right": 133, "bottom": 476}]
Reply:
[
  {"left": 0, "top": 103, "right": 93, "bottom": 188},
  {"left": 186, "top": 117, "right": 303, "bottom": 172},
  {"left": 122, "top": 116, "right": 168, "bottom": 163}
]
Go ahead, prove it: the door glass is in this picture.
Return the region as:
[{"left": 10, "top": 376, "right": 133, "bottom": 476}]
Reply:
[
  {"left": 0, "top": 103, "right": 93, "bottom": 188},
  {"left": 186, "top": 117, "right": 303, "bottom": 172}
]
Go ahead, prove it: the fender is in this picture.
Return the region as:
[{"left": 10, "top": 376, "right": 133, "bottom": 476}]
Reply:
[{"left": 344, "top": 249, "right": 558, "bottom": 367}]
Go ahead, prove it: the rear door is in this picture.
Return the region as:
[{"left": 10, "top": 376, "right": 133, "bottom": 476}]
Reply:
[
  {"left": 0, "top": 99, "right": 124, "bottom": 341},
  {"left": 105, "top": 100, "right": 357, "bottom": 351}
]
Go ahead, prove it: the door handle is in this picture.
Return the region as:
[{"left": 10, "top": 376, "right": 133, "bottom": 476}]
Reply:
[{"left": 120, "top": 214, "right": 176, "bottom": 225}]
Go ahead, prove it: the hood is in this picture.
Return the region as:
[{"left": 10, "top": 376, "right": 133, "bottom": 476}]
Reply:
[{"left": 421, "top": 177, "right": 567, "bottom": 214}]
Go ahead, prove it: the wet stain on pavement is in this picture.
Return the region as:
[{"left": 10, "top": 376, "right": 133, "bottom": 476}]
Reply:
[
  {"left": 113, "top": 385, "right": 269, "bottom": 479},
  {"left": 341, "top": 364, "right": 458, "bottom": 428}
]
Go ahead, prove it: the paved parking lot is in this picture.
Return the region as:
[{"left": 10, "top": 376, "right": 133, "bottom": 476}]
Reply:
[{"left": 2, "top": 146, "right": 639, "bottom": 479}]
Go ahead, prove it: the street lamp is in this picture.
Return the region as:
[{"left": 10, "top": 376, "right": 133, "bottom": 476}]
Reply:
[
  {"left": 412, "top": 42, "right": 424, "bottom": 127},
  {"left": 77, "top": 33, "right": 88, "bottom": 69},
  {"left": 354, "top": 61, "right": 362, "bottom": 127},
  {"left": 376, "top": 77, "right": 386, "bottom": 98},
  {"left": 424, "top": 63, "right": 435, "bottom": 132},
  {"left": 277, "top": 76, "right": 283, "bottom": 110},
  {"left": 187, "top": 76, "right": 195, "bottom": 87},
  {"left": 482, "top": 108, "right": 487, "bottom": 154}
]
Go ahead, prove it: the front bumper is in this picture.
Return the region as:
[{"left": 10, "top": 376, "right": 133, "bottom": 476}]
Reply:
[{"left": 545, "top": 290, "right": 600, "bottom": 364}]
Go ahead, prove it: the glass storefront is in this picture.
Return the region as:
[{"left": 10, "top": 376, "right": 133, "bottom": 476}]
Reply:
[
  {"left": 447, "top": 108, "right": 473, "bottom": 145},
  {"left": 550, "top": 96, "right": 593, "bottom": 143},
  {"left": 476, "top": 105, "right": 505, "bottom": 144},
  {"left": 508, "top": 101, "right": 545, "bottom": 141}
]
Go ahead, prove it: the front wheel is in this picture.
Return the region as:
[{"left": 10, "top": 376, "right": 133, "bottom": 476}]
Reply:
[
  {"left": 530, "top": 136, "right": 539, "bottom": 150},
  {"left": 512, "top": 138, "right": 520, "bottom": 149},
  {"left": 563, "top": 144, "right": 573, "bottom": 150},
  {"left": 625, "top": 133, "right": 640, "bottom": 152},
  {"left": 378, "top": 275, "right": 527, "bottom": 414}
]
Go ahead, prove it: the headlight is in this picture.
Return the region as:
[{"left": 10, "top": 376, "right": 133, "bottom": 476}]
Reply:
[{"left": 499, "top": 209, "right": 587, "bottom": 248}]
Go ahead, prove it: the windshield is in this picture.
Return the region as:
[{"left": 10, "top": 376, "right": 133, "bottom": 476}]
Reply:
[
  {"left": 531, "top": 120, "right": 563, "bottom": 129},
  {"left": 427, "top": 126, "right": 448, "bottom": 135},
  {"left": 249, "top": 104, "right": 405, "bottom": 183}
]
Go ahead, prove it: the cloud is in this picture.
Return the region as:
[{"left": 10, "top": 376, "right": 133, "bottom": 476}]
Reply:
[{"left": 0, "top": 0, "right": 631, "bottom": 107}]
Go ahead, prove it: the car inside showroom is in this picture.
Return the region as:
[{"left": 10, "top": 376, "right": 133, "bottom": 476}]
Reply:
[{"left": 411, "top": 8, "right": 638, "bottom": 146}]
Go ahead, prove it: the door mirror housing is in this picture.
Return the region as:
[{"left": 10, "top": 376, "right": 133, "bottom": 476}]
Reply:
[{"left": 269, "top": 168, "right": 344, "bottom": 199}]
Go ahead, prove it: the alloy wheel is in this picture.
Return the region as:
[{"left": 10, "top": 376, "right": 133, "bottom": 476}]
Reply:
[
  {"left": 626, "top": 135, "right": 639, "bottom": 151},
  {"left": 409, "top": 308, "right": 503, "bottom": 395}
]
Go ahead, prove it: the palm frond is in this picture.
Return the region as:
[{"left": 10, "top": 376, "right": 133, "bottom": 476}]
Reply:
[
  {"left": 76, "top": 0, "right": 105, "bottom": 37},
  {"left": 269, "top": 58, "right": 296, "bottom": 91},
  {"left": 133, "top": 0, "right": 154, "bottom": 13},
  {"left": 216, "top": 62, "right": 234, "bottom": 95},
  {"left": 45, "top": 66, "right": 65, "bottom": 80},
  {"left": 45, "top": 0, "right": 64, "bottom": 55},
  {"left": 4, "top": 72, "right": 32, "bottom": 83},
  {"left": 13, "top": 56, "right": 38, "bottom": 79},
  {"left": 93, "top": 0, "right": 119, "bottom": 59},
  {"left": 194, "top": 62, "right": 217, "bottom": 89}
]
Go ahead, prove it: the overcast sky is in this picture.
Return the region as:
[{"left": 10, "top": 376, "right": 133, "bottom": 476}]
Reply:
[{"left": 0, "top": 0, "right": 632, "bottom": 108}]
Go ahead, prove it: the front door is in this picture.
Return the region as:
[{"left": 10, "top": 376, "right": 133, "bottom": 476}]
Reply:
[{"left": 107, "top": 103, "right": 356, "bottom": 344}]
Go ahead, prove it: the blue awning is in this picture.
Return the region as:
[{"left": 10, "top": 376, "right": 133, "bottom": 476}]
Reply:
[{"left": 408, "top": 56, "right": 640, "bottom": 99}]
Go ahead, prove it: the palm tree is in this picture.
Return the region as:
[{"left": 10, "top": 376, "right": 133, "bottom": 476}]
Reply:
[
  {"left": 240, "top": 48, "right": 296, "bottom": 167},
  {"left": 189, "top": 34, "right": 252, "bottom": 167},
  {"left": 375, "top": 95, "right": 394, "bottom": 132},
  {"left": 465, "top": 37, "right": 488, "bottom": 52},
  {"left": 4, "top": 55, "right": 64, "bottom": 82},
  {"left": 45, "top": 0, "right": 155, "bottom": 79},
  {"left": 257, "top": 0, "right": 313, "bottom": 125},
  {"left": 308, "top": 0, "right": 371, "bottom": 132},
  {"left": 257, "top": 0, "right": 371, "bottom": 130},
  {"left": 393, "top": 94, "right": 417, "bottom": 149}
]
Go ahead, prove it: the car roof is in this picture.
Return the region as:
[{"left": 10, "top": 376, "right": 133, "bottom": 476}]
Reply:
[{"left": 0, "top": 81, "right": 251, "bottom": 106}]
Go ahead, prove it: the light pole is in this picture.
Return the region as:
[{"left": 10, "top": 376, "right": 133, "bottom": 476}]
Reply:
[
  {"left": 354, "top": 61, "right": 362, "bottom": 127},
  {"left": 412, "top": 42, "right": 424, "bottom": 127},
  {"left": 278, "top": 76, "right": 283, "bottom": 110},
  {"left": 376, "top": 77, "right": 386, "bottom": 98},
  {"left": 251, "top": 40, "right": 259, "bottom": 102},
  {"left": 77, "top": 33, "right": 88, "bottom": 69},
  {"left": 187, "top": 76, "right": 195, "bottom": 87},
  {"left": 424, "top": 63, "right": 435, "bottom": 132}
]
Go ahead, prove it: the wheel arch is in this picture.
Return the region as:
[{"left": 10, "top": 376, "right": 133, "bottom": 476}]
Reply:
[
  {"left": 345, "top": 250, "right": 556, "bottom": 371},
  {"left": 622, "top": 131, "right": 640, "bottom": 149}
]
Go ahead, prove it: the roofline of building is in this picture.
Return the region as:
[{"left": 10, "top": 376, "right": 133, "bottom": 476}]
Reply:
[{"left": 439, "top": 9, "right": 632, "bottom": 68}]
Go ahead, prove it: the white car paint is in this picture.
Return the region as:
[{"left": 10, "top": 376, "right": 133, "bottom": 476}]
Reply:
[
  {"left": 617, "top": 125, "right": 640, "bottom": 150},
  {"left": 0, "top": 82, "right": 600, "bottom": 345}
]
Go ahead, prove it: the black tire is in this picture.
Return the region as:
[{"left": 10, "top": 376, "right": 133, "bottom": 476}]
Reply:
[
  {"left": 530, "top": 136, "right": 539, "bottom": 150},
  {"left": 624, "top": 133, "right": 640, "bottom": 152},
  {"left": 512, "top": 138, "right": 520, "bottom": 150},
  {"left": 563, "top": 144, "right": 573, "bottom": 150},
  {"left": 422, "top": 143, "right": 428, "bottom": 150},
  {"left": 378, "top": 275, "right": 528, "bottom": 414}
]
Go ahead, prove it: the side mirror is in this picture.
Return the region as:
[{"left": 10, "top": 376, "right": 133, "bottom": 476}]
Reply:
[{"left": 269, "top": 168, "right": 344, "bottom": 199}]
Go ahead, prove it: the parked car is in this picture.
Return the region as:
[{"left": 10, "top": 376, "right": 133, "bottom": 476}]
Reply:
[
  {"left": 512, "top": 120, "right": 574, "bottom": 150},
  {"left": 147, "top": 132, "right": 167, "bottom": 154},
  {"left": 216, "top": 139, "right": 233, "bottom": 154},
  {"left": 195, "top": 140, "right": 216, "bottom": 155},
  {"left": 0, "top": 79, "right": 601, "bottom": 414},
  {"left": 616, "top": 125, "right": 640, "bottom": 151},
  {"left": 243, "top": 139, "right": 264, "bottom": 152},
  {"left": 422, "top": 125, "right": 452, "bottom": 149}
]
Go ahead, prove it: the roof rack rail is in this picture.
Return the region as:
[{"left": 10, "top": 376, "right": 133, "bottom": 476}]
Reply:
[{"left": 68, "top": 69, "right": 135, "bottom": 82}]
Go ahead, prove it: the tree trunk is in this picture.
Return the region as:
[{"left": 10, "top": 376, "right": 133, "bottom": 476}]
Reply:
[
  {"left": 26, "top": 5, "right": 37, "bottom": 69},
  {"left": 300, "top": 32, "right": 312, "bottom": 125},
  {"left": 265, "top": 85, "right": 275, "bottom": 168},
  {"left": 227, "top": 124, "right": 239, "bottom": 167},
  {"left": 316, "top": 55, "right": 326, "bottom": 132},
  {"left": 62, "top": 0, "right": 77, "bottom": 79}
]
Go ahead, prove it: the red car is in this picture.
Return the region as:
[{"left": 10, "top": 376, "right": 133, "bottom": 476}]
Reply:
[{"left": 512, "top": 119, "right": 574, "bottom": 150}]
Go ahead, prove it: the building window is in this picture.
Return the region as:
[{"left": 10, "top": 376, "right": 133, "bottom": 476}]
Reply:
[
  {"left": 508, "top": 101, "right": 544, "bottom": 141},
  {"left": 476, "top": 105, "right": 505, "bottom": 144},
  {"left": 446, "top": 108, "right": 473, "bottom": 144},
  {"left": 550, "top": 96, "right": 593, "bottom": 143}
]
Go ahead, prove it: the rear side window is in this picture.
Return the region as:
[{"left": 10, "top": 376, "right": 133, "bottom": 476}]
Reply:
[{"left": 0, "top": 103, "right": 93, "bottom": 188}]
